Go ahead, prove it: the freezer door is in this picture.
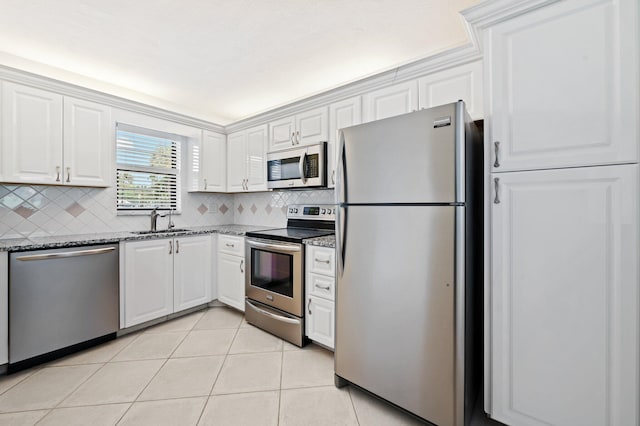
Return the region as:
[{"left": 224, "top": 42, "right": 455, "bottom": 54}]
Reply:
[
  {"left": 337, "top": 103, "right": 463, "bottom": 204},
  {"left": 335, "top": 205, "right": 457, "bottom": 426}
]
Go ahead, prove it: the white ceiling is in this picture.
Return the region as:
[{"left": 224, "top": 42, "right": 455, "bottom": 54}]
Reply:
[{"left": 0, "top": 0, "right": 481, "bottom": 125}]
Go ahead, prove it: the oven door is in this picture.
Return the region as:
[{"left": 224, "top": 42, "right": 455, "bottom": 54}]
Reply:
[
  {"left": 266, "top": 143, "right": 326, "bottom": 189},
  {"left": 245, "top": 238, "right": 304, "bottom": 317}
]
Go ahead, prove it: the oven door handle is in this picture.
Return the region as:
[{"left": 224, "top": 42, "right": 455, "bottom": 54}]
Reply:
[
  {"left": 246, "top": 239, "right": 301, "bottom": 253},
  {"left": 245, "top": 300, "right": 300, "bottom": 325}
]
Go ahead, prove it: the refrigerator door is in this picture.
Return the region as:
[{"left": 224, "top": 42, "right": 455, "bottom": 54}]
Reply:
[
  {"left": 337, "top": 102, "right": 464, "bottom": 204},
  {"left": 335, "top": 205, "right": 457, "bottom": 426}
]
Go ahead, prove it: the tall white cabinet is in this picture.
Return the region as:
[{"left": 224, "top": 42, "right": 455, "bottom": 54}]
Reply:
[{"left": 484, "top": 0, "right": 640, "bottom": 424}]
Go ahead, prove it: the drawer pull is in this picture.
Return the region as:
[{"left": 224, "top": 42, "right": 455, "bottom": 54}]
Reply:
[
  {"left": 226, "top": 243, "right": 235, "bottom": 248},
  {"left": 315, "top": 284, "right": 331, "bottom": 290},
  {"left": 314, "top": 258, "right": 330, "bottom": 264}
]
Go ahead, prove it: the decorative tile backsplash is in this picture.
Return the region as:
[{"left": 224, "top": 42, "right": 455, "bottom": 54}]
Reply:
[
  {"left": 0, "top": 184, "right": 234, "bottom": 239},
  {"left": 233, "top": 189, "right": 335, "bottom": 227},
  {"left": 0, "top": 185, "right": 335, "bottom": 239}
]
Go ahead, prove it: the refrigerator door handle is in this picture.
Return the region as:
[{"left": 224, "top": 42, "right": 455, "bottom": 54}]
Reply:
[
  {"left": 336, "top": 130, "right": 348, "bottom": 204},
  {"left": 336, "top": 205, "right": 348, "bottom": 277}
]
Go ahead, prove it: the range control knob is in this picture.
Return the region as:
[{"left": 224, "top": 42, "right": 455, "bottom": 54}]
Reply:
[
  {"left": 321, "top": 208, "right": 326, "bottom": 214},
  {"left": 294, "top": 208, "right": 298, "bottom": 213}
]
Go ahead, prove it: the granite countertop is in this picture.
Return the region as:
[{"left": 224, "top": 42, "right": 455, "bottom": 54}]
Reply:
[
  {"left": 303, "top": 234, "right": 336, "bottom": 248},
  {"left": 0, "top": 224, "right": 271, "bottom": 252}
]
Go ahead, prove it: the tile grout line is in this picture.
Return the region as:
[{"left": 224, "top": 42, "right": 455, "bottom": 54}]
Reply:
[
  {"left": 347, "top": 387, "right": 362, "bottom": 426},
  {"left": 114, "top": 326, "right": 192, "bottom": 424},
  {"left": 277, "top": 348, "right": 285, "bottom": 426},
  {"left": 14, "top": 332, "right": 145, "bottom": 424},
  {"left": 195, "top": 307, "right": 244, "bottom": 425}
]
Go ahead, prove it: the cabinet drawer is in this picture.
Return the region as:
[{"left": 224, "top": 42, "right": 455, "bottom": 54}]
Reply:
[
  {"left": 306, "top": 245, "right": 335, "bottom": 276},
  {"left": 218, "top": 235, "right": 244, "bottom": 256},
  {"left": 307, "top": 273, "right": 335, "bottom": 301}
]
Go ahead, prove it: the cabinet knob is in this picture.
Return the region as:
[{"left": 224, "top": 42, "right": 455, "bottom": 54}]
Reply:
[
  {"left": 308, "top": 298, "right": 312, "bottom": 315},
  {"left": 66, "top": 167, "right": 71, "bottom": 183},
  {"left": 291, "top": 132, "right": 295, "bottom": 145},
  {"left": 239, "top": 259, "right": 244, "bottom": 273},
  {"left": 494, "top": 141, "right": 500, "bottom": 168},
  {"left": 494, "top": 177, "right": 500, "bottom": 204},
  {"left": 175, "top": 240, "right": 180, "bottom": 254},
  {"left": 204, "top": 178, "right": 208, "bottom": 190},
  {"left": 55, "top": 166, "right": 61, "bottom": 182},
  {"left": 296, "top": 131, "right": 300, "bottom": 145},
  {"left": 169, "top": 240, "right": 173, "bottom": 254}
]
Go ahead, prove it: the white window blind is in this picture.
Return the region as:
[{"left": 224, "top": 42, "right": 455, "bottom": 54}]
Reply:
[{"left": 116, "top": 124, "right": 181, "bottom": 212}]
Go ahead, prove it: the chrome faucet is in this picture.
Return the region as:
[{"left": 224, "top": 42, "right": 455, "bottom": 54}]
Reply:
[
  {"left": 150, "top": 208, "right": 175, "bottom": 232},
  {"left": 150, "top": 208, "right": 162, "bottom": 232}
]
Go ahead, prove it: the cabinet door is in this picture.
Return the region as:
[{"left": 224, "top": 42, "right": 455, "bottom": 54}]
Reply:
[
  {"left": 362, "top": 80, "right": 418, "bottom": 122},
  {"left": 490, "top": 165, "right": 638, "bottom": 426},
  {"left": 418, "top": 61, "right": 483, "bottom": 120},
  {"left": 226, "top": 131, "right": 247, "bottom": 192},
  {"left": 174, "top": 235, "right": 212, "bottom": 312},
  {"left": 63, "top": 97, "right": 112, "bottom": 187},
  {"left": 328, "top": 97, "right": 362, "bottom": 188},
  {"left": 201, "top": 130, "right": 226, "bottom": 192},
  {"left": 295, "top": 107, "right": 328, "bottom": 146},
  {"left": 269, "top": 115, "right": 295, "bottom": 151},
  {"left": 123, "top": 239, "right": 174, "bottom": 328},
  {"left": 305, "top": 295, "right": 334, "bottom": 350},
  {"left": 2, "top": 82, "right": 63, "bottom": 184},
  {"left": 217, "top": 253, "right": 245, "bottom": 311},
  {"left": 246, "top": 124, "right": 267, "bottom": 191},
  {"left": 0, "top": 252, "right": 7, "bottom": 365},
  {"left": 486, "top": 0, "right": 638, "bottom": 172}
]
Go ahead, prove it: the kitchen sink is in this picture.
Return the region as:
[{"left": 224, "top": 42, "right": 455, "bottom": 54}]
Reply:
[{"left": 133, "top": 228, "right": 191, "bottom": 235}]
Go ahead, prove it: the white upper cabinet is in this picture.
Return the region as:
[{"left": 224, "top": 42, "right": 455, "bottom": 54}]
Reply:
[
  {"left": 227, "top": 124, "right": 267, "bottom": 192},
  {"left": 295, "top": 107, "right": 329, "bottom": 146},
  {"left": 328, "top": 96, "right": 362, "bottom": 188},
  {"left": 485, "top": 0, "right": 639, "bottom": 172},
  {"left": 199, "top": 130, "right": 226, "bottom": 192},
  {"left": 268, "top": 115, "right": 296, "bottom": 151},
  {"left": 1, "top": 82, "right": 113, "bottom": 187},
  {"left": 2, "top": 82, "right": 63, "bottom": 185},
  {"left": 490, "top": 164, "right": 638, "bottom": 426},
  {"left": 362, "top": 80, "right": 418, "bottom": 122},
  {"left": 245, "top": 125, "right": 268, "bottom": 191},
  {"left": 418, "top": 61, "right": 483, "bottom": 120},
  {"left": 63, "top": 97, "right": 112, "bottom": 187},
  {"left": 268, "top": 106, "right": 328, "bottom": 151}
]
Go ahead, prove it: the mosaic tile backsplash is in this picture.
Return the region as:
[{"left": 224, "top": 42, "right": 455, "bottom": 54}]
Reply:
[{"left": 0, "top": 185, "right": 335, "bottom": 239}]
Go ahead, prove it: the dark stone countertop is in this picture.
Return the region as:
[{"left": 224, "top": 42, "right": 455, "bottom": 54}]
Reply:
[{"left": 0, "top": 224, "right": 270, "bottom": 252}]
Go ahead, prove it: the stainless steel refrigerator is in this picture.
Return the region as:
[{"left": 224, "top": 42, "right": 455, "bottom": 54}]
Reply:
[{"left": 334, "top": 101, "right": 482, "bottom": 426}]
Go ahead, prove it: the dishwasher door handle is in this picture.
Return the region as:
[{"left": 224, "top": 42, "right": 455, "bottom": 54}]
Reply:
[{"left": 15, "top": 247, "right": 116, "bottom": 261}]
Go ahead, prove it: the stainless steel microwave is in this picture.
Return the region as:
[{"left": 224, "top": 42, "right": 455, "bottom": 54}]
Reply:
[{"left": 266, "top": 142, "right": 327, "bottom": 189}]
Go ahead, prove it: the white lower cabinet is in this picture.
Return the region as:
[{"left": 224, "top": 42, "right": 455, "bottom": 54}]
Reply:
[
  {"left": 173, "top": 235, "right": 212, "bottom": 312},
  {"left": 122, "top": 235, "right": 212, "bottom": 328},
  {"left": 0, "top": 252, "right": 7, "bottom": 365},
  {"left": 489, "top": 164, "right": 639, "bottom": 426},
  {"left": 216, "top": 235, "right": 245, "bottom": 311},
  {"left": 306, "top": 295, "right": 334, "bottom": 348},
  {"left": 305, "top": 245, "right": 336, "bottom": 349}
]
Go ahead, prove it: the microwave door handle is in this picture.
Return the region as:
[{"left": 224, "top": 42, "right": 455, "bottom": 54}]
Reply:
[{"left": 299, "top": 152, "right": 308, "bottom": 183}]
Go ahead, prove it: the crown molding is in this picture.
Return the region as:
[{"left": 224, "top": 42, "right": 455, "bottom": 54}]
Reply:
[
  {"left": 0, "top": 0, "right": 561, "bottom": 136},
  {"left": 224, "top": 43, "right": 483, "bottom": 133},
  {"left": 0, "top": 64, "right": 225, "bottom": 133}
]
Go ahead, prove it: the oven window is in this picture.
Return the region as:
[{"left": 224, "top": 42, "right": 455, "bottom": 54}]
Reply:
[{"left": 251, "top": 249, "right": 294, "bottom": 297}]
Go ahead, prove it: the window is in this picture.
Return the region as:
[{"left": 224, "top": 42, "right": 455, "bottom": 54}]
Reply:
[{"left": 116, "top": 124, "right": 181, "bottom": 212}]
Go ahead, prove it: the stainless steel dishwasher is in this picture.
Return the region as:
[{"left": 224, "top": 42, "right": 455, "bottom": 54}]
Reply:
[{"left": 9, "top": 244, "right": 119, "bottom": 366}]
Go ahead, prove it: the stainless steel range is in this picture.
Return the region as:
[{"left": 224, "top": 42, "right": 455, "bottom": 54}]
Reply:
[{"left": 245, "top": 204, "right": 335, "bottom": 346}]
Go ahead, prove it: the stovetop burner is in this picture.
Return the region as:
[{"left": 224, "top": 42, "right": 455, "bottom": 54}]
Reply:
[
  {"left": 245, "top": 204, "right": 336, "bottom": 243},
  {"left": 245, "top": 227, "right": 334, "bottom": 243}
]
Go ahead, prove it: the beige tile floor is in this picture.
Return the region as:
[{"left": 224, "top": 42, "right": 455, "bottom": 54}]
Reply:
[{"left": 0, "top": 307, "right": 430, "bottom": 426}]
